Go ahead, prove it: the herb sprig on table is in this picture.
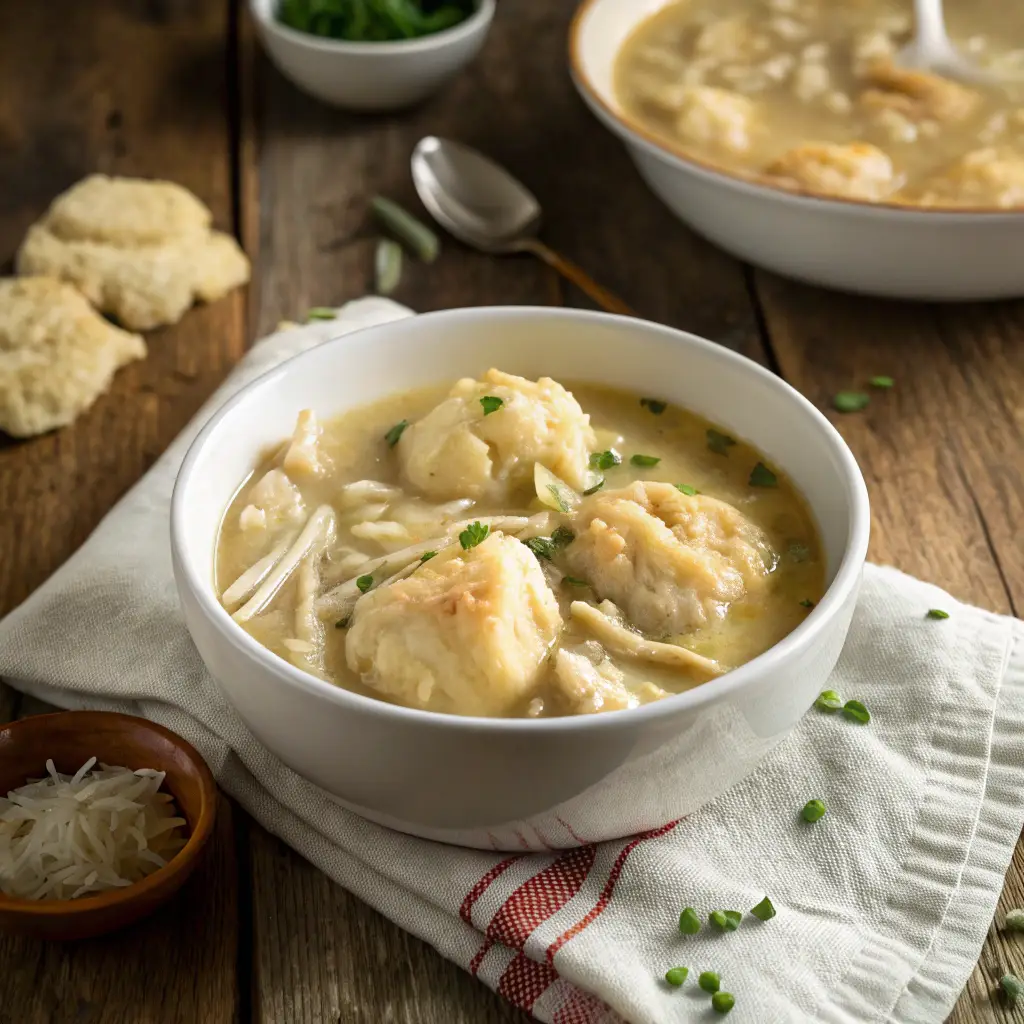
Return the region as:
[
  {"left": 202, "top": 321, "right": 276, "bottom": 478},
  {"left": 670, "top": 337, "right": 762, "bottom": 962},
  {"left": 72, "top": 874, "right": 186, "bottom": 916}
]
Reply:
[{"left": 278, "top": 0, "right": 476, "bottom": 42}]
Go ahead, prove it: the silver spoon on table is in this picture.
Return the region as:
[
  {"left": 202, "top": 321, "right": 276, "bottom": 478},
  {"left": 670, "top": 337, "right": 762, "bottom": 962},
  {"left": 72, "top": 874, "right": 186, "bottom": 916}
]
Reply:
[{"left": 411, "top": 136, "right": 635, "bottom": 316}]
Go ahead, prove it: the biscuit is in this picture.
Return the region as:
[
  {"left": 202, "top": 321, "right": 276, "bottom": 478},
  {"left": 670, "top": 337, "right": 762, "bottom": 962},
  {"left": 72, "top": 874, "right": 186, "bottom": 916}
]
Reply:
[
  {"left": 16, "top": 175, "right": 250, "bottom": 330},
  {"left": 0, "top": 276, "right": 146, "bottom": 437}
]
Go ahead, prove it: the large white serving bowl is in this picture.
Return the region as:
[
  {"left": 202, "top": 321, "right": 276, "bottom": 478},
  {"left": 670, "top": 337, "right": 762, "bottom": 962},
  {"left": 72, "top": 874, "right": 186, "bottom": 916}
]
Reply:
[
  {"left": 569, "top": 0, "right": 1024, "bottom": 302},
  {"left": 171, "top": 307, "right": 869, "bottom": 851},
  {"left": 249, "top": 0, "right": 495, "bottom": 112}
]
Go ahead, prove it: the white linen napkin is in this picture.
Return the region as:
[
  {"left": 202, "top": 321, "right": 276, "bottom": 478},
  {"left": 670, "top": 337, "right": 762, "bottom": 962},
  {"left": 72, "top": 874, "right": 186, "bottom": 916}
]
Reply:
[{"left": 1, "top": 300, "right": 1021, "bottom": 1024}]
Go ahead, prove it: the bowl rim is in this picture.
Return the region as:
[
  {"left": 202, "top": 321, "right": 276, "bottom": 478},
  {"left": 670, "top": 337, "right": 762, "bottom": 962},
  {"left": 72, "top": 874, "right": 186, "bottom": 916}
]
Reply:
[
  {"left": 172, "top": 306, "right": 871, "bottom": 733},
  {"left": 568, "top": 0, "right": 1023, "bottom": 218},
  {"left": 0, "top": 710, "right": 217, "bottom": 917},
  {"left": 250, "top": 0, "right": 497, "bottom": 56}
]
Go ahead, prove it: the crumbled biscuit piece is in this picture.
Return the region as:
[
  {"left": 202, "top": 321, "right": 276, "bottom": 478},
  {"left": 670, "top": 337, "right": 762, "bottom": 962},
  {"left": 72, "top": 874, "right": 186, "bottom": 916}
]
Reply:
[
  {"left": 0, "top": 276, "right": 146, "bottom": 437},
  {"left": 765, "top": 141, "right": 898, "bottom": 200},
  {"left": 15, "top": 175, "right": 250, "bottom": 330},
  {"left": 909, "top": 148, "right": 1024, "bottom": 208},
  {"left": 861, "top": 64, "right": 980, "bottom": 124}
]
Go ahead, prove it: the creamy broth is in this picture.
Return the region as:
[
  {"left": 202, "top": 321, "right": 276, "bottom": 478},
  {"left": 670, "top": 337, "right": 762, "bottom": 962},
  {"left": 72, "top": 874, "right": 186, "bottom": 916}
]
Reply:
[
  {"left": 614, "top": 0, "right": 1024, "bottom": 207},
  {"left": 216, "top": 374, "right": 824, "bottom": 718}
]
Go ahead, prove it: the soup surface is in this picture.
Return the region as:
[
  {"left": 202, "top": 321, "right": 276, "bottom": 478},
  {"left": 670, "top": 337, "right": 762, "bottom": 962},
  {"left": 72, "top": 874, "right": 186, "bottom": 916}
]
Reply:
[
  {"left": 216, "top": 371, "right": 824, "bottom": 718},
  {"left": 614, "top": 0, "right": 1024, "bottom": 206}
]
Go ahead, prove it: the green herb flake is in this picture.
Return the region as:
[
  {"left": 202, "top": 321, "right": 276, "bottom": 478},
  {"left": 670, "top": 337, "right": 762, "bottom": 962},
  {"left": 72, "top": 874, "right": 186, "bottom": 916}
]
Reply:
[
  {"left": 459, "top": 522, "right": 489, "bottom": 550},
  {"left": 707, "top": 429, "right": 736, "bottom": 456},
  {"left": 698, "top": 971, "right": 721, "bottom": 994},
  {"left": 551, "top": 526, "right": 575, "bottom": 549},
  {"left": 374, "top": 237, "right": 403, "bottom": 295},
  {"left": 842, "top": 699, "right": 871, "bottom": 724},
  {"left": 926, "top": 608, "right": 950, "bottom": 620},
  {"left": 523, "top": 536, "right": 555, "bottom": 562},
  {"left": 370, "top": 196, "right": 440, "bottom": 263},
  {"left": 675, "top": 484, "right": 698, "bottom": 496},
  {"left": 800, "top": 598, "right": 815, "bottom": 609},
  {"left": 711, "top": 992, "right": 735, "bottom": 1015},
  {"left": 563, "top": 576, "right": 589, "bottom": 587},
  {"left": 1000, "top": 973, "right": 1023, "bottom": 1007},
  {"left": 278, "top": 0, "right": 475, "bottom": 41},
  {"left": 547, "top": 484, "right": 570, "bottom": 512},
  {"left": 870, "top": 375, "right": 895, "bottom": 389},
  {"left": 306, "top": 307, "right": 337, "bottom": 321},
  {"left": 749, "top": 462, "right": 778, "bottom": 488},
  {"left": 1005, "top": 908, "right": 1024, "bottom": 932},
  {"left": 480, "top": 396, "right": 504, "bottom": 416},
  {"left": 814, "top": 690, "right": 844, "bottom": 713},
  {"left": 664, "top": 966, "right": 689, "bottom": 987},
  {"left": 678, "top": 907, "right": 701, "bottom": 935},
  {"left": 420, "top": 551, "right": 437, "bottom": 563},
  {"left": 640, "top": 397, "right": 667, "bottom": 415},
  {"left": 708, "top": 910, "right": 742, "bottom": 932},
  {"left": 582, "top": 480, "right": 605, "bottom": 496},
  {"left": 833, "top": 390, "right": 870, "bottom": 413},
  {"left": 334, "top": 617, "right": 350, "bottom": 629},
  {"left": 589, "top": 449, "right": 622, "bottom": 471},
  {"left": 801, "top": 799, "right": 827, "bottom": 823},
  {"left": 356, "top": 574, "right": 374, "bottom": 594},
  {"left": 630, "top": 453, "right": 661, "bottom": 467},
  {"left": 750, "top": 897, "right": 776, "bottom": 921},
  {"left": 384, "top": 419, "right": 409, "bottom": 447}
]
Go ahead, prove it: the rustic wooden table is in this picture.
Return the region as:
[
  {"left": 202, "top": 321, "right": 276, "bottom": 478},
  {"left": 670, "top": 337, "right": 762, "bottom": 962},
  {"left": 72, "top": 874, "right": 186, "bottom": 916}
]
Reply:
[{"left": 0, "top": 1, "right": 1021, "bottom": 1021}]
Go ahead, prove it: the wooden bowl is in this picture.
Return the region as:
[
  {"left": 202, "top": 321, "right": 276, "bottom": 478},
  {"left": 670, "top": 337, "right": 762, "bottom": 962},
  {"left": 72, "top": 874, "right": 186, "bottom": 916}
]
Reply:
[{"left": 0, "top": 710, "right": 217, "bottom": 940}]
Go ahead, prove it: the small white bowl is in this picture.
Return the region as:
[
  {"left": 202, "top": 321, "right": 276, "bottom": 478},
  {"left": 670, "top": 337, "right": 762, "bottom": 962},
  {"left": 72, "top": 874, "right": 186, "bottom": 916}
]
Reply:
[
  {"left": 250, "top": 0, "right": 495, "bottom": 112},
  {"left": 171, "top": 307, "right": 869, "bottom": 850},
  {"left": 569, "top": 0, "right": 1024, "bottom": 301}
]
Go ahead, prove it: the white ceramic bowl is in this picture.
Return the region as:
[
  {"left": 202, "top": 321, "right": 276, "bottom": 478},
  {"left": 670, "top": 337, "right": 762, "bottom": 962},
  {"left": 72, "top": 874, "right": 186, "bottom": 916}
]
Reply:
[
  {"left": 569, "top": 0, "right": 1024, "bottom": 301},
  {"left": 171, "top": 307, "right": 870, "bottom": 850},
  {"left": 250, "top": 0, "right": 495, "bottom": 112}
]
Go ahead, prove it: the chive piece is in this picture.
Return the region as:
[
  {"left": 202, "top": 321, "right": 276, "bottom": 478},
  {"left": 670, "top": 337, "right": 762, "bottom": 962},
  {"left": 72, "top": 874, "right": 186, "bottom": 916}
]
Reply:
[
  {"left": 589, "top": 449, "right": 621, "bottom": 471},
  {"left": 563, "top": 576, "right": 589, "bottom": 587},
  {"left": 749, "top": 462, "right": 778, "bottom": 488},
  {"left": 551, "top": 526, "right": 575, "bottom": 549},
  {"left": 799, "top": 598, "right": 815, "bottom": 609},
  {"left": 523, "top": 536, "right": 555, "bottom": 562},
  {"left": 678, "top": 907, "right": 701, "bottom": 934},
  {"left": 709, "top": 910, "right": 742, "bottom": 932},
  {"left": 842, "top": 699, "right": 871, "bottom": 724},
  {"left": 630, "top": 454, "right": 661, "bottom": 467},
  {"left": 833, "top": 390, "right": 870, "bottom": 413},
  {"left": 706, "top": 428, "right": 736, "bottom": 455},
  {"left": 1001, "top": 974, "right": 1023, "bottom": 1007},
  {"left": 384, "top": 420, "right": 409, "bottom": 447},
  {"left": 356, "top": 574, "right": 374, "bottom": 594},
  {"left": 664, "top": 966, "right": 689, "bottom": 987},
  {"left": 583, "top": 480, "right": 605, "bottom": 496},
  {"left": 926, "top": 608, "right": 950, "bottom": 620},
  {"left": 420, "top": 551, "right": 437, "bottom": 563},
  {"left": 480, "top": 396, "right": 504, "bottom": 416},
  {"left": 801, "top": 799, "right": 826, "bottom": 823},
  {"left": 334, "top": 617, "right": 350, "bottom": 629},
  {"left": 374, "top": 238, "right": 403, "bottom": 295},
  {"left": 1005, "top": 909, "right": 1024, "bottom": 932},
  {"left": 370, "top": 196, "right": 440, "bottom": 263},
  {"left": 750, "top": 897, "right": 776, "bottom": 921},
  {"left": 675, "top": 484, "right": 698, "bottom": 496},
  {"left": 640, "top": 397, "right": 667, "bottom": 414},
  {"left": 306, "top": 307, "right": 336, "bottom": 321},
  {"left": 698, "top": 971, "right": 721, "bottom": 994},
  {"left": 814, "top": 690, "right": 843, "bottom": 713},
  {"left": 870, "top": 375, "right": 895, "bottom": 389},
  {"left": 711, "top": 992, "right": 735, "bottom": 1014},
  {"left": 459, "top": 521, "right": 489, "bottom": 550}
]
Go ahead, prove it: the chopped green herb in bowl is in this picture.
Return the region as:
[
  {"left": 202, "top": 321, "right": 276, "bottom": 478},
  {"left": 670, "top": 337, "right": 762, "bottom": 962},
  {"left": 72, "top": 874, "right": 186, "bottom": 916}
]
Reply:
[{"left": 278, "top": 0, "right": 478, "bottom": 43}]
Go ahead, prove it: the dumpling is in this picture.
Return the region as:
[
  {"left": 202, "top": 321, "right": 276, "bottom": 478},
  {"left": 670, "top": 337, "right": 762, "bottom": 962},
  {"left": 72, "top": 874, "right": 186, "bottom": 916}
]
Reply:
[
  {"left": 396, "top": 369, "right": 596, "bottom": 502},
  {"left": 553, "top": 649, "right": 668, "bottom": 714},
  {"left": 565, "top": 481, "right": 774, "bottom": 636},
  {"left": 675, "top": 87, "right": 756, "bottom": 154},
  {"left": 860, "top": 64, "right": 979, "bottom": 125},
  {"left": 909, "top": 148, "right": 1024, "bottom": 209},
  {"left": 345, "top": 532, "right": 562, "bottom": 716},
  {"left": 765, "top": 142, "right": 897, "bottom": 200}
]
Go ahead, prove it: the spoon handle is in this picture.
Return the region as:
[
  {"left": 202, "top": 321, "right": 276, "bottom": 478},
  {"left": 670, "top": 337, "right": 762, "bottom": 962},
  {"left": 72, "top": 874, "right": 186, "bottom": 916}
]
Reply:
[{"left": 520, "top": 238, "right": 635, "bottom": 317}]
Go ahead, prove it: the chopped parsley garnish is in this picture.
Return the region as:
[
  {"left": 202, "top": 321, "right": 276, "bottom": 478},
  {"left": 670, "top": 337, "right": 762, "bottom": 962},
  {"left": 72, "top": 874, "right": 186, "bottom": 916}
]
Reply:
[
  {"left": 583, "top": 480, "right": 605, "bottom": 496},
  {"left": 551, "top": 526, "right": 575, "bottom": 548},
  {"left": 708, "top": 910, "right": 742, "bottom": 932},
  {"left": 589, "top": 449, "right": 621, "bottom": 471},
  {"left": 814, "top": 690, "right": 843, "bottom": 712},
  {"left": 664, "top": 967, "right": 689, "bottom": 987},
  {"left": 630, "top": 453, "right": 661, "bottom": 467},
  {"left": 334, "top": 617, "right": 350, "bottom": 629},
  {"left": 711, "top": 992, "right": 735, "bottom": 1014},
  {"left": 870, "top": 375, "right": 895, "bottom": 389},
  {"left": 384, "top": 419, "right": 409, "bottom": 447},
  {"left": 801, "top": 799, "right": 826, "bottom": 823},
  {"left": 926, "top": 608, "right": 950, "bottom": 620},
  {"left": 833, "top": 390, "right": 870, "bottom": 413},
  {"left": 698, "top": 971, "right": 721, "bottom": 993},
  {"left": 459, "top": 521, "right": 489, "bottom": 550},
  {"left": 1001, "top": 974, "right": 1022, "bottom": 1007},
  {"left": 750, "top": 897, "right": 776, "bottom": 921},
  {"left": 675, "top": 484, "right": 698, "bottom": 496},
  {"left": 678, "top": 907, "right": 701, "bottom": 934},
  {"left": 356, "top": 574, "right": 374, "bottom": 594},
  {"left": 640, "top": 397, "right": 667, "bottom": 414},
  {"left": 547, "top": 484, "right": 570, "bottom": 512},
  {"left": 842, "top": 699, "right": 871, "bottom": 724},
  {"left": 523, "top": 536, "right": 555, "bottom": 562},
  {"left": 306, "top": 307, "right": 336, "bottom": 321},
  {"left": 563, "top": 576, "right": 588, "bottom": 587},
  {"left": 420, "top": 551, "right": 437, "bottom": 563},
  {"left": 707, "top": 429, "right": 736, "bottom": 456},
  {"left": 749, "top": 462, "right": 778, "bottom": 488},
  {"left": 799, "top": 598, "right": 815, "bottom": 609},
  {"left": 480, "top": 396, "right": 503, "bottom": 416}
]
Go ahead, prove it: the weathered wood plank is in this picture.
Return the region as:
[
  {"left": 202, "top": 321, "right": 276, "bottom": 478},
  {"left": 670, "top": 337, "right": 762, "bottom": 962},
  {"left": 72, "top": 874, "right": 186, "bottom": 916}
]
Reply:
[
  {"left": 753, "top": 272, "right": 1024, "bottom": 1023},
  {"left": 0, "top": 2, "right": 243, "bottom": 1020}
]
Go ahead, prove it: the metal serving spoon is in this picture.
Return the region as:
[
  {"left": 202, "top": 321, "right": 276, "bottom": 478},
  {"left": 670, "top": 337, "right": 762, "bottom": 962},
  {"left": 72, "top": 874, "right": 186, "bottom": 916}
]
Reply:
[{"left": 411, "top": 136, "right": 634, "bottom": 316}]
